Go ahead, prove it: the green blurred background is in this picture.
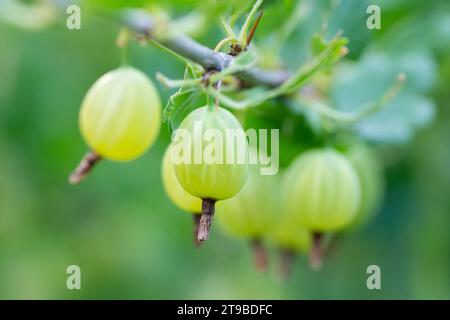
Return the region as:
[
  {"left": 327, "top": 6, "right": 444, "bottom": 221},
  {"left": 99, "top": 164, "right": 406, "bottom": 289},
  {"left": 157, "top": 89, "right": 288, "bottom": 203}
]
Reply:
[{"left": 0, "top": 0, "right": 449, "bottom": 299}]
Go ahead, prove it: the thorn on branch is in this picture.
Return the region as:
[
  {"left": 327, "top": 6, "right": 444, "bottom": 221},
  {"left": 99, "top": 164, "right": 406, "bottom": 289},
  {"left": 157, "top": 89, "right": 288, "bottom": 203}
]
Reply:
[
  {"left": 122, "top": 9, "right": 291, "bottom": 88},
  {"left": 246, "top": 10, "right": 264, "bottom": 48}
]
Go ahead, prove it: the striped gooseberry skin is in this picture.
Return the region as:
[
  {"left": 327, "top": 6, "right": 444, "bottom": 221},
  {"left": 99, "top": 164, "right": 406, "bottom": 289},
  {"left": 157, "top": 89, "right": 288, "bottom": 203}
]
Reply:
[
  {"left": 283, "top": 148, "right": 361, "bottom": 232},
  {"left": 172, "top": 106, "right": 248, "bottom": 201},
  {"left": 79, "top": 66, "right": 161, "bottom": 161},
  {"left": 162, "top": 144, "right": 202, "bottom": 214}
]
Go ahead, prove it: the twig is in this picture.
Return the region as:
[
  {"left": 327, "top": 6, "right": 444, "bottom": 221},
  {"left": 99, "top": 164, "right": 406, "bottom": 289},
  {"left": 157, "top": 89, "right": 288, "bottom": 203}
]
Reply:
[{"left": 121, "top": 9, "right": 290, "bottom": 88}]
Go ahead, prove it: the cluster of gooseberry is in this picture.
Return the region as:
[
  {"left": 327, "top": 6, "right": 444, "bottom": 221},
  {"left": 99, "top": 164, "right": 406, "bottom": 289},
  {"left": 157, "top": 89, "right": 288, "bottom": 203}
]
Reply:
[
  {"left": 69, "top": 65, "right": 250, "bottom": 244},
  {"left": 215, "top": 144, "right": 384, "bottom": 275},
  {"left": 68, "top": 61, "right": 384, "bottom": 274},
  {"left": 68, "top": 0, "right": 386, "bottom": 276}
]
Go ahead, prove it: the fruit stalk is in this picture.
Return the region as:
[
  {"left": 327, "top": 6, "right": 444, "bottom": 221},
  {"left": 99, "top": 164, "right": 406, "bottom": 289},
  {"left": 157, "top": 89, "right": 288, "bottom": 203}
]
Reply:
[
  {"left": 69, "top": 151, "right": 101, "bottom": 185},
  {"left": 250, "top": 239, "right": 268, "bottom": 272},
  {"left": 192, "top": 213, "right": 202, "bottom": 247},
  {"left": 198, "top": 199, "right": 216, "bottom": 241},
  {"left": 309, "top": 232, "right": 323, "bottom": 270}
]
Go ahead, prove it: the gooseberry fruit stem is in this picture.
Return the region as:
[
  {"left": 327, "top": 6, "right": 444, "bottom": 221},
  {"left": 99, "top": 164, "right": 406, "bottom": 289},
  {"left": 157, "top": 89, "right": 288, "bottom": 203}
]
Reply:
[
  {"left": 198, "top": 199, "right": 216, "bottom": 241},
  {"left": 69, "top": 151, "right": 102, "bottom": 185},
  {"left": 310, "top": 232, "right": 324, "bottom": 270},
  {"left": 192, "top": 213, "right": 202, "bottom": 248},
  {"left": 250, "top": 239, "right": 268, "bottom": 272}
]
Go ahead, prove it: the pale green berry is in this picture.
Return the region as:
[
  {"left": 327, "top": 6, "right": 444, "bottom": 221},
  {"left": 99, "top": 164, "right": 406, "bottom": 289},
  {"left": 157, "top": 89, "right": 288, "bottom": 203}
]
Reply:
[
  {"left": 162, "top": 144, "right": 202, "bottom": 214},
  {"left": 283, "top": 149, "right": 361, "bottom": 232},
  {"left": 172, "top": 106, "right": 248, "bottom": 201},
  {"left": 80, "top": 66, "right": 161, "bottom": 161},
  {"left": 171, "top": 105, "right": 249, "bottom": 241}
]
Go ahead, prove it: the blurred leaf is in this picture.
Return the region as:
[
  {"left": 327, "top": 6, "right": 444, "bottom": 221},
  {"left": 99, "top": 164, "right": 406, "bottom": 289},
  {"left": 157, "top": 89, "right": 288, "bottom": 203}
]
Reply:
[
  {"left": 310, "top": 33, "right": 328, "bottom": 56},
  {"left": 354, "top": 93, "right": 435, "bottom": 143},
  {"left": 373, "top": 2, "right": 450, "bottom": 54},
  {"left": 163, "top": 64, "right": 205, "bottom": 133},
  {"left": 331, "top": 51, "right": 436, "bottom": 143},
  {"left": 164, "top": 88, "right": 204, "bottom": 134},
  {"left": 283, "top": 35, "right": 348, "bottom": 93},
  {"left": 325, "top": 0, "right": 372, "bottom": 59},
  {"left": 0, "top": 0, "right": 58, "bottom": 31}
]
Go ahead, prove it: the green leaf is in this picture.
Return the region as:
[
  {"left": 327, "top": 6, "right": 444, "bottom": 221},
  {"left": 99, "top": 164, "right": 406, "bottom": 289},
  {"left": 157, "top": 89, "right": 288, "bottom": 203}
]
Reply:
[
  {"left": 331, "top": 51, "right": 436, "bottom": 143},
  {"left": 311, "top": 33, "right": 328, "bottom": 56},
  {"left": 163, "top": 64, "right": 205, "bottom": 133},
  {"left": 325, "top": 0, "right": 373, "bottom": 59}
]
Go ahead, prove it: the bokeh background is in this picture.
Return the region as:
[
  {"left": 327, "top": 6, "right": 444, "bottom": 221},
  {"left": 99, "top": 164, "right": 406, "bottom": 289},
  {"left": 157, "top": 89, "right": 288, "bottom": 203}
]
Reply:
[{"left": 0, "top": 0, "right": 449, "bottom": 299}]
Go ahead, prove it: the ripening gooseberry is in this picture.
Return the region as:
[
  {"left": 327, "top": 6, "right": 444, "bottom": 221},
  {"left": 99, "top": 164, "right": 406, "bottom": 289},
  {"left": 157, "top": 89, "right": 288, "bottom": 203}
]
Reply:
[
  {"left": 283, "top": 148, "right": 361, "bottom": 269},
  {"left": 69, "top": 66, "right": 161, "bottom": 184},
  {"left": 216, "top": 151, "right": 278, "bottom": 270},
  {"left": 345, "top": 144, "right": 384, "bottom": 229},
  {"left": 172, "top": 106, "right": 249, "bottom": 242},
  {"left": 162, "top": 144, "right": 203, "bottom": 246},
  {"left": 80, "top": 66, "right": 161, "bottom": 161}
]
